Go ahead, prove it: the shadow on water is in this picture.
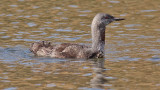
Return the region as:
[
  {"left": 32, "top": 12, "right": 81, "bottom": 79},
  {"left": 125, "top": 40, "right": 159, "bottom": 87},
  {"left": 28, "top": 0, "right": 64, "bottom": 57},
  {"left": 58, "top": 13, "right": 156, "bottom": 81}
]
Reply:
[
  {"left": 0, "top": 46, "right": 31, "bottom": 61},
  {"left": 90, "top": 58, "right": 107, "bottom": 89}
]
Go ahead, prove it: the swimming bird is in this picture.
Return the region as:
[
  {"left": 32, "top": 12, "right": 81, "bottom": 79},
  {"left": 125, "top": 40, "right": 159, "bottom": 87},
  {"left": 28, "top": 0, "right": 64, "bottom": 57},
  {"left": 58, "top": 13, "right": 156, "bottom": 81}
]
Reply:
[{"left": 30, "top": 13, "right": 124, "bottom": 59}]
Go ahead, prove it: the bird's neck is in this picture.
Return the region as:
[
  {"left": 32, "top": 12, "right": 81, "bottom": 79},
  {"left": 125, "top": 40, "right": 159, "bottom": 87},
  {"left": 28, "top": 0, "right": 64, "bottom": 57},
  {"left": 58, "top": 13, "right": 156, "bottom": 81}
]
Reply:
[{"left": 91, "top": 21, "right": 106, "bottom": 54}]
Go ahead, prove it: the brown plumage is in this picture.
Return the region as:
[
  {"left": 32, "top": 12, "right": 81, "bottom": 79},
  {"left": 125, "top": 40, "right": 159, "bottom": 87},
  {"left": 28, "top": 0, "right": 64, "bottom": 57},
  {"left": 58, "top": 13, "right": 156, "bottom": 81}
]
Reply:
[
  {"left": 30, "top": 13, "right": 124, "bottom": 59},
  {"left": 30, "top": 41, "right": 100, "bottom": 58}
]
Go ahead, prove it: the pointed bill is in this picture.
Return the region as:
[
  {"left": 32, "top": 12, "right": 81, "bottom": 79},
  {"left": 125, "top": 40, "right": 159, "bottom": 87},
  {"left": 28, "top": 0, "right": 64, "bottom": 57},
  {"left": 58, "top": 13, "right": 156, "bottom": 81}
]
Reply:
[{"left": 114, "top": 18, "right": 125, "bottom": 21}]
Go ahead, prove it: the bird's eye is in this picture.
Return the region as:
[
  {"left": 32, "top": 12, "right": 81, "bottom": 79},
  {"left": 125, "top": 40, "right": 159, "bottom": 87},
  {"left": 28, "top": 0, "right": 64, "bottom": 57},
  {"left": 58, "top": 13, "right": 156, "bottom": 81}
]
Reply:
[{"left": 105, "top": 16, "right": 109, "bottom": 19}]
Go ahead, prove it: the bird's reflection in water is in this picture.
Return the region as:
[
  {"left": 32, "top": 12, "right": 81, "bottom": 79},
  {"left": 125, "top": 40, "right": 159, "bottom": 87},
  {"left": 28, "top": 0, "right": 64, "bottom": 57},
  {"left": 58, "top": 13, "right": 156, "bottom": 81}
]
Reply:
[{"left": 90, "top": 58, "right": 107, "bottom": 89}]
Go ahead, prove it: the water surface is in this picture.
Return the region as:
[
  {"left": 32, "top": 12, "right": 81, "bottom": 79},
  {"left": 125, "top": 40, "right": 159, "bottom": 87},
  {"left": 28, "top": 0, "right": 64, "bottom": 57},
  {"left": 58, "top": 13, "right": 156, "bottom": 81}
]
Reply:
[{"left": 0, "top": 0, "right": 160, "bottom": 90}]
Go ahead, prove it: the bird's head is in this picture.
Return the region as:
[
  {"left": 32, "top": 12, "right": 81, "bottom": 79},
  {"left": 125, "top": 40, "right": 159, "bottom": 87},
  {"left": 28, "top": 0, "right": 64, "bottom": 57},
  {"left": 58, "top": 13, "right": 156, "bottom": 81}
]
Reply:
[{"left": 93, "top": 13, "right": 125, "bottom": 26}]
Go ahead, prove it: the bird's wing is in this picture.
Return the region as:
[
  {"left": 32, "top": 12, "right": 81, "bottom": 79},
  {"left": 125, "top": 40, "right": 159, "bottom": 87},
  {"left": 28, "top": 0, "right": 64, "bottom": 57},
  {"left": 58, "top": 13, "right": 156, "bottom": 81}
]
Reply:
[
  {"left": 30, "top": 41, "right": 54, "bottom": 56},
  {"left": 51, "top": 43, "right": 89, "bottom": 58}
]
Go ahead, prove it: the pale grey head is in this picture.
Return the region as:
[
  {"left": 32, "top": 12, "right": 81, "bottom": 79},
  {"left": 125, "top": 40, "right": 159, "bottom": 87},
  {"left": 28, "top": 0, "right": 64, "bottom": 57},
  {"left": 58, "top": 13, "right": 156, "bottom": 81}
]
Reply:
[{"left": 92, "top": 13, "right": 125, "bottom": 27}]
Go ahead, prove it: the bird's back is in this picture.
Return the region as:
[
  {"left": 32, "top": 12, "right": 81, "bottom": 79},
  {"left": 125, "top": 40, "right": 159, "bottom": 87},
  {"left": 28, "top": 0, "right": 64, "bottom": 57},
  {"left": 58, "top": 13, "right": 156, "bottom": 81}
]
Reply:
[{"left": 30, "top": 41, "right": 94, "bottom": 58}]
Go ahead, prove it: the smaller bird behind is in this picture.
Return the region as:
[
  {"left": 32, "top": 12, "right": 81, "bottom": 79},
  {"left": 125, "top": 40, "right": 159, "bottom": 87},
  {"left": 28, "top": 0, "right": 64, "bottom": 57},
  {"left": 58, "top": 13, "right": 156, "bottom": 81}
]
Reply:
[{"left": 30, "top": 13, "right": 124, "bottom": 59}]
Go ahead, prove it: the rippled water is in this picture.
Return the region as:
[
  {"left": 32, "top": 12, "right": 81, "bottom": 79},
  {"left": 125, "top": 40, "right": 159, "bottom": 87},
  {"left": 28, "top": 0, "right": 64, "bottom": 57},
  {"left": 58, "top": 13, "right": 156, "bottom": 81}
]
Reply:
[{"left": 0, "top": 0, "right": 160, "bottom": 90}]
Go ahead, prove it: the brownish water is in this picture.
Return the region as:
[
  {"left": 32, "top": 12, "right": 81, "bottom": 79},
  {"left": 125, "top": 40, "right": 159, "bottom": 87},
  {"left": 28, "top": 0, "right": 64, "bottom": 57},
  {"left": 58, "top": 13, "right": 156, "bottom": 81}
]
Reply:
[{"left": 0, "top": 0, "right": 160, "bottom": 90}]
